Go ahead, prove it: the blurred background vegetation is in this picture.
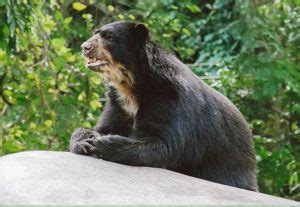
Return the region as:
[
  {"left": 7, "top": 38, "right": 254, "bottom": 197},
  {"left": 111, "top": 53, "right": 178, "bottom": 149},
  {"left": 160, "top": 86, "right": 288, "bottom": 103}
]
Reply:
[{"left": 0, "top": 0, "right": 299, "bottom": 200}]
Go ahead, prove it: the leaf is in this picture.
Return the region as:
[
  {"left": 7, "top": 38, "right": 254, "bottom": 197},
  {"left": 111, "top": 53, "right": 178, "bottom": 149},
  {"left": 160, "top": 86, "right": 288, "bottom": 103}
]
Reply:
[
  {"left": 64, "top": 17, "right": 72, "bottom": 24},
  {"left": 186, "top": 4, "right": 201, "bottom": 13},
  {"left": 90, "top": 99, "right": 102, "bottom": 110},
  {"left": 118, "top": 14, "right": 125, "bottom": 20},
  {"left": 107, "top": 5, "right": 114, "bottom": 12},
  {"left": 182, "top": 28, "right": 191, "bottom": 36},
  {"left": 128, "top": 15, "right": 135, "bottom": 20},
  {"left": 67, "top": 55, "right": 75, "bottom": 62},
  {"left": 72, "top": 2, "right": 87, "bottom": 11},
  {"left": 78, "top": 92, "right": 85, "bottom": 101},
  {"left": 51, "top": 38, "right": 65, "bottom": 50},
  {"left": 29, "top": 122, "right": 37, "bottom": 129},
  {"left": 91, "top": 77, "right": 101, "bottom": 85},
  {"left": 83, "top": 122, "right": 92, "bottom": 128},
  {"left": 45, "top": 120, "right": 53, "bottom": 127}
]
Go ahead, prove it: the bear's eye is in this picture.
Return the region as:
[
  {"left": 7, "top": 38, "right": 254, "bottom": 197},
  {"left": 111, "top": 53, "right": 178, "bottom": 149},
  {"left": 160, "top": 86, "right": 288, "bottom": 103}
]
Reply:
[{"left": 101, "top": 31, "right": 114, "bottom": 41}]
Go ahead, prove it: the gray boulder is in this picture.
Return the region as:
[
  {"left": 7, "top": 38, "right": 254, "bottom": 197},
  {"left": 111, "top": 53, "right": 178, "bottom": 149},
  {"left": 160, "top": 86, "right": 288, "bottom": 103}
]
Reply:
[{"left": 0, "top": 151, "right": 298, "bottom": 205}]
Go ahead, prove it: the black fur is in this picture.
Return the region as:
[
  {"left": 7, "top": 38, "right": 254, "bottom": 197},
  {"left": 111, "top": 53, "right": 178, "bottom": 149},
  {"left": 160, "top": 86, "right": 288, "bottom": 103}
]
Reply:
[{"left": 70, "top": 21, "right": 257, "bottom": 191}]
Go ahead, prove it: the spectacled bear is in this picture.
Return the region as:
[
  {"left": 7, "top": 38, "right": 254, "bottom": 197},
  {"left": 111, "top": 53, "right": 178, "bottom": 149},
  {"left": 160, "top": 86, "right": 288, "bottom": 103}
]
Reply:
[{"left": 70, "top": 21, "right": 258, "bottom": 191}]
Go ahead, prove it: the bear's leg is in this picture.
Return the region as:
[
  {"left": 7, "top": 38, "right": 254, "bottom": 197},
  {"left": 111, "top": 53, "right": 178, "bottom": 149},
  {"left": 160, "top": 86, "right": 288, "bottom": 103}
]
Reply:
[{"left": 76, "top": 133, "right": 170, "bottom": 167}]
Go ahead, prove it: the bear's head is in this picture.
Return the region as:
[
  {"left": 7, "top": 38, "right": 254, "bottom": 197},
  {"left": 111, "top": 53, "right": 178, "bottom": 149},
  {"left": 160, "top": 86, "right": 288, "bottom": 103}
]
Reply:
[{"left": 81, "top": 21, "right": 149, "bottom": 83}]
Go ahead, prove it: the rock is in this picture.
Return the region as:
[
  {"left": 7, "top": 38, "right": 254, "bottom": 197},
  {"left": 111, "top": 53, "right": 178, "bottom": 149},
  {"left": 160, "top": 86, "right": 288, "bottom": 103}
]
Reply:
[{"left": 0, "top": 151, "right": 298, "bottom": 205}]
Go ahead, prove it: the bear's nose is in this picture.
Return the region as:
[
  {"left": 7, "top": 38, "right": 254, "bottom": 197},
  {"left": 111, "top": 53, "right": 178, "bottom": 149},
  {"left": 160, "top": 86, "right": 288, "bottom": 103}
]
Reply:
[{"left": 81, "top": 42, "right": 93, "bottom": 54}]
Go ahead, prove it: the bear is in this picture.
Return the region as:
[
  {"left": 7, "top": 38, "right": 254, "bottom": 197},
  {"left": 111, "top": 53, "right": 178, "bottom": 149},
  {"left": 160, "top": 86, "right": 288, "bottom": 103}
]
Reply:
[{"left": 70, "top": 21, "right": 258, "bottom": 191}]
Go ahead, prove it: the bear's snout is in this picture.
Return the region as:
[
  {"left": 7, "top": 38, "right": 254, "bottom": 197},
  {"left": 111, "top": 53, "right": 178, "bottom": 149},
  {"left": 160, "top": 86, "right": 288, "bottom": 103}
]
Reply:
[{"left": 81, "top": 41, "right": 93, "bottom": 56}]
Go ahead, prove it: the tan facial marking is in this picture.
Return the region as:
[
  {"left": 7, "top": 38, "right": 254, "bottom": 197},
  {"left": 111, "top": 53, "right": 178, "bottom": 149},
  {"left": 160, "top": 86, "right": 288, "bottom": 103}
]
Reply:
[
  {"left": 83, "top": 34, "right": 139, "bottom": 117},
  {"left": 102, "top": 63, "right": 138, "bottom": 117}
]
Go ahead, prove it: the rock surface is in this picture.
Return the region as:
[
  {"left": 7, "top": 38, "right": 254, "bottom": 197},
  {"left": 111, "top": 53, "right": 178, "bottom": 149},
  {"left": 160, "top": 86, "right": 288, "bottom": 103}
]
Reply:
[{"left": 0, "top": 151, "right": 298, "bottom": 205}]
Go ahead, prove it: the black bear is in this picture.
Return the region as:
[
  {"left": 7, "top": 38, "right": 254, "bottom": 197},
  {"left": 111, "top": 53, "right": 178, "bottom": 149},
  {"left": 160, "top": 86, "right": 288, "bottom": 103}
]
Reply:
[{"left": 70, "top": 21, "right": 258, "bottom": 191}]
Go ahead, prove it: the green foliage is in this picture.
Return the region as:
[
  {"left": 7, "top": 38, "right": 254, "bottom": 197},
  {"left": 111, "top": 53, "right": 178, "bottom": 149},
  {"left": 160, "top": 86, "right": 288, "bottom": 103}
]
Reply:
[
  {"left": 0, "top": 0, "right": 299, "bottom": 201},
  {"left": 212, "top": 2, "right": 300, "bottom": 199},
  {"left": 0, "top": 0, "right": 104, "bottom": 154}
]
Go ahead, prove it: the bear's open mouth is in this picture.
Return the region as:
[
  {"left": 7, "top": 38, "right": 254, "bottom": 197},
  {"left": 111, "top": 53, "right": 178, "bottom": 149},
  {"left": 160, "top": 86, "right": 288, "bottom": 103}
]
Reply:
[{"left": 86, "top": 57, "right": 109, "bottom": 71}]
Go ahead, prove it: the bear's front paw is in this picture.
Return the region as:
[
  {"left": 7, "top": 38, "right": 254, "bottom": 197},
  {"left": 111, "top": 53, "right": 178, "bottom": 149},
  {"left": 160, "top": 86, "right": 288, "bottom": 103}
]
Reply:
[
  {"left": 70, "top": 137, "right": 98, "bottom": 155},
  {"left": 69, "top": 127, "right": 99, "bottom": 155}
]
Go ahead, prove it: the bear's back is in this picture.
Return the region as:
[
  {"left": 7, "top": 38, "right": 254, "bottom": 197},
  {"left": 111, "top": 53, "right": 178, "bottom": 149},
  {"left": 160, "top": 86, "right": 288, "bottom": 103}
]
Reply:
[{"left": 172, "top": 69, "right": 257, "bottom": 190}]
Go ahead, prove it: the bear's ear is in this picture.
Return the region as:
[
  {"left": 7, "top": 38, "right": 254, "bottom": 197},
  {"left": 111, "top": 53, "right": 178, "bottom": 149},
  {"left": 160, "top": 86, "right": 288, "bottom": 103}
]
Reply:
[{"left": 134, "top": 23, "right": 149, "bottom": 42}]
